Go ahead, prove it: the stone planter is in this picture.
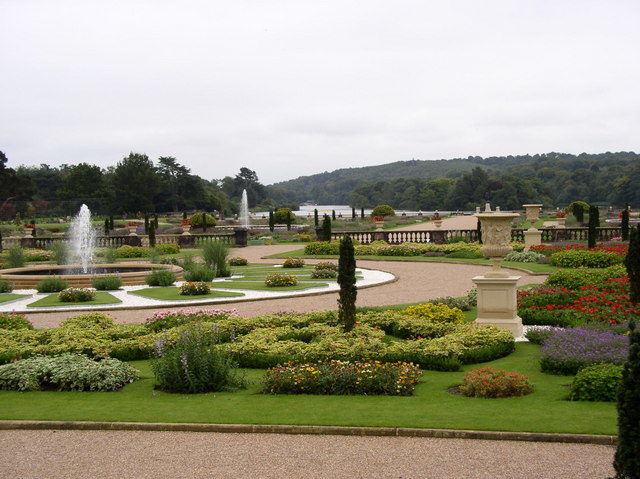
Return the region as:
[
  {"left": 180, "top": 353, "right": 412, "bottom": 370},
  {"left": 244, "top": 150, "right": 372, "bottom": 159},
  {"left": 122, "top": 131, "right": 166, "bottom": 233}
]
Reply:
[
  {"left": 522, "top": 204, "right": 543, "bottom": 222},
  {"left": 475, "top": 212, "right": 519, "bottom": 276},
  {"left": 128, "top": 226, "right": 138, "bottom": 236},
  {"left": 556, "top": 216, "right": 566, "bottom": 228},
  {"left": 374, "top": 220, "right": 384, "bottom": 231},
  {"left": 181, "top": 224, "right": 192, "bottom": 236},
  {"left": 433, "top": 219, "right": 443, "bottom": 229}
]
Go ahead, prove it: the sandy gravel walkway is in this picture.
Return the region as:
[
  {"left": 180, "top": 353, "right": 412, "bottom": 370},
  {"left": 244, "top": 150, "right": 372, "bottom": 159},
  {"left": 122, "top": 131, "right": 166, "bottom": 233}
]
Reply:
[
  {"left": 23, "top": 245, "right": 546, "bottom": 328},
  {"left": 0, "top": 430, "right": 614, "bottom": 479}
]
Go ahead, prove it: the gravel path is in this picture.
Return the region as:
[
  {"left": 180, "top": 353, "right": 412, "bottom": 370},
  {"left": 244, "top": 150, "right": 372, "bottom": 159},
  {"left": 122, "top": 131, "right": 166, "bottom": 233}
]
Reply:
[
  {"left": 0, "top": 430, "right": 614, "bottom": 479},
  {"left": 23, "top": 245, "right": 546, "bottom": 328}
]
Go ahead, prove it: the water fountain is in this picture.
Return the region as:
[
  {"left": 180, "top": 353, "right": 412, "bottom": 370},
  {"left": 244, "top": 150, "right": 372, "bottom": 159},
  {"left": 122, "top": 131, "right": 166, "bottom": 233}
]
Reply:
[
  {"left": 240, "top": 189, "right": 250, "bottom": 229},
  {"left": 67, "top": 204, "right": 96, "bottom": 273}
]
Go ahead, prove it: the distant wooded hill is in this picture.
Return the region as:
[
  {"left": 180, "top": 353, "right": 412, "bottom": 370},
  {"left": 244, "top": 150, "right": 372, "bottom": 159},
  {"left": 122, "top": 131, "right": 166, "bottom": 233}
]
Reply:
[{"left": 266, "top": 152, "right": 640, "bottom": 210}]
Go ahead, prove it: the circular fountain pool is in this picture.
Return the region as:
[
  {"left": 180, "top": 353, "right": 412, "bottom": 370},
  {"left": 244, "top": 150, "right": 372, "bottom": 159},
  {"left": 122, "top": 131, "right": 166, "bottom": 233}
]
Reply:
[{"left": 0, "top": 263, "right": 183, "bottom": 289}]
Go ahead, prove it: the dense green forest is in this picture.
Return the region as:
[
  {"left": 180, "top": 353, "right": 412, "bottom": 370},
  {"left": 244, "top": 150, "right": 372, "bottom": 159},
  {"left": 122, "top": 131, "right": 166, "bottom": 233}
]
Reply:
[
  {"left": 1, "top": 150, "right": 639, "bottom": 218},
  {"left": 268, "top": 152, "right": 640, "bottom": 209}
]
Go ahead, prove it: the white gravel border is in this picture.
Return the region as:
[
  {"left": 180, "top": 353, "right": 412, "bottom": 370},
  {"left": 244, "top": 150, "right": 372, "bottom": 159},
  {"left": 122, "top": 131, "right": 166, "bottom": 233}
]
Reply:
[{"left": 0, "top": 267, "right": 395, "bottom": 313}]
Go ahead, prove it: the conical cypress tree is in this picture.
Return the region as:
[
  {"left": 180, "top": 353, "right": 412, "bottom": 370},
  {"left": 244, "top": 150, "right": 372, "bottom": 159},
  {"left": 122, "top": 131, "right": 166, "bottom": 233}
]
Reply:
[
  {"left": 183, "top": 211, "right": 188, "bottom": 221},
  {"left": 477, "top": 219, "right": 482, "bottom": 244},
  {"left": 361, "top": 207, "right": 365, "bottom": 219},
  {"left": 337, "top": 235, "right": 357, "bottom": 332},
  {"left": 286, "top": 212, "right": 291, "bottom": 231},
  {"left": 148, "top": 221, "right": 156, "bottom": 248},
  {"left": 109, "top": 216, "right": 114, "bottom": 230},
  {"left": 154, "top": 214, "right": 159, "bottom": 229},
  {"left": 269, "top": 210, "right": 275, "bottom": 232},
  {"left": 144, "top": 214, "right": 149, "bottom": 234},
  {"left": 622, "top": 207, "right": 630, "bottom": 242},
  {"left": 322, "top": 215, "right": 332, "bottom": 242},
  {"left": 574, "top": 203, "right": 584, "bottom": 223},
  {"left": 613, "top": 320, "right": 640, "bottom": 478},
  {"left": 0, "top": 229, "right": 3, "bottom": 251},
  {"left": 104, "top": 218, "right": 110, "bottom": 235},
  {"left": 351, "top": 207, "right": 356, "bottom": 219},
  {"left": 625, "top": 225, "right": 640, "bottom": 305},
  {"left": 313, "top": 209, "right": 319, "bottom": 227},
  {"left": 332, "top": 210, "right": 336, "bottom": 221},
  {"left": 588, "top": 205, "right": 599, "bottom": 248}
]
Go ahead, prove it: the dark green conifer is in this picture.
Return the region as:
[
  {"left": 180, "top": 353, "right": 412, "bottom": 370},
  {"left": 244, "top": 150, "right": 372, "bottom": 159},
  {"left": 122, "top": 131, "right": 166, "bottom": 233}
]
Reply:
[
  {"left": 322, "top": 215, "right": 332, "bottom": 242},
  {"left": 332, "top": 210, "right": 336, "bottom": 221},
  {"left": 588, "top": 205, "right": 600, "bottom": 248},
  {"left": 625, "top": 225, "right": 640, "bottom": 305},
  {"left": 621, "top": 206, "right": 630, "bottom": 241},
  {"left": 269, "top": 210, "right": 275, "bottom": 232},
  {"left": 148, "top": 221, "right": 156, "bottom": 248},
  {"left": 313, "top": 209, "right": 319, "bottom": 227},
  {"left": 337, "top": 235, "right": 357, "bottom": 332}
]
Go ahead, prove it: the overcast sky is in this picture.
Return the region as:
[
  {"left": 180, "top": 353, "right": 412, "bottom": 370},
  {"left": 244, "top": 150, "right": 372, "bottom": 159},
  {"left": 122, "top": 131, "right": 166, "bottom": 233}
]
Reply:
[{"left": 2, "top": 0, "right": 639, "bottom": 184}]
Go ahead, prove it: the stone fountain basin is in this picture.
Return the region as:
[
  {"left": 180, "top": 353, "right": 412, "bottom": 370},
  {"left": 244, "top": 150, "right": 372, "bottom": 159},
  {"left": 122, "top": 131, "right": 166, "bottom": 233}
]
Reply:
[{"left": 0, "top": 263, "right": 183, "bottom": 289}]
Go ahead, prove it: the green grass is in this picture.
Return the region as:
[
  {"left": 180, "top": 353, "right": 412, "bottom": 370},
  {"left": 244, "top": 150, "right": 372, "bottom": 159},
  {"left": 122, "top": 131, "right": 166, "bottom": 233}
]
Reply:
[
  {"left": 129, "top": 287, "right": 244, "bottom": 301},
  {"left": 266, "top": 249, "right": 560, "bottom": 274},
  {"left": 0, "top": 343, "right": 616, "bottom": 435},
  {"left": 0, "top": 293, "right": 28, "bottom": 304},
  {"left": 211, "top": 281, "right": 331, "bottom": 291},
  {"left": 27, "top": 292, "right": 122, "bottom": 308}
]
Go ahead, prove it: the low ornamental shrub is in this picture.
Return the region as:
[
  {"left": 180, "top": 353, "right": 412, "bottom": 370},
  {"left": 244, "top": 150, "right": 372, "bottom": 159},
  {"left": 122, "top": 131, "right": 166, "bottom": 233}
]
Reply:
[
  {"left": 36, "top": 277, "right": 68, "bottom": 293},
  {"left": 282, "top": 257, "right": 305, "bottom": 268},
  {"left": 569, "top": 363, "right": 623, "bottom": 402},
  {"left": 314, "top": 261, "right": 338, "bottom": 272},
  {"left": 0, "top": 280, "right": 12, "bottom": 293},
  {"left": 144, "top": 308, "right": 239, "bottom": 332},
  {"left": 504, "top": 251, "right": 545, "bottom": 263},
  {"left": 152, "top": 325, "right": 245, "bottom": 394},
  {"left": 145, "top": 269, "right": 177, "bottom": 287},
  {"left": 189, "top": 212, "right": 216, "bottom": 228},
  {"left": 403, "top": 303, "right": 464, "bottom": 323},
  {"left": 154, "top": 243, "right": 180, "bottom": 255},
  {"left": 458, "top": 367, "right": 533, "bottom": 398},
  {"left": 310, "top": 269, "right": 337, "bottom": 279},
  {"left": 549, "top": 250, "right": 623, "bottom": 268},
  {"left": 6, "top": 247, "right": 25, "bottom": 268},
  {"left": 116, "top": 245, "right": 150, "bottom": 258},
  {"left": 179, "top": 281, "right": 211, "bottom": 296},
  {"left": 263, "top": 360, "right": 422, "bottom": 396},
  {"left": 58, "top": 288, "right": 96, "bottom": 303},
  {"left": 92, "top": 276, "right": 122, "bottom": 291},
  {"left": 0, "top": 313, "right": 33, "bottom": 330},
  {"left": 229, "top": 257, "right": 248, "bottom": 266},
  {"left": 539, "top": 327, "right": 629, "bottom": 375},
  {"left": 524, "top": 327, "right": 559, "bottom": 345},
  {"left": 265, "top": 273, "right": 298, "bottom": 287},
  {"left": 445, "top": 250, "right": 484, "bottom": 259},
  {"left": 0, "top": 354, "right": 139, "bottom": 392},
  {"left": 371, "top": 205, "right": 395, "bottom": 217},
  {"left": 183, "top": 265, "right": 216, "bottom": 282},
  {"left": 545, "top": 265, "right": 627, "bottom": 290}
]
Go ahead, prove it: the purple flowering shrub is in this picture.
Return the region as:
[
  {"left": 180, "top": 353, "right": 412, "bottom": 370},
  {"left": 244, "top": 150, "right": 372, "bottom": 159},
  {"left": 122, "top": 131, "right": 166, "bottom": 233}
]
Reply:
[{"left": 539, "top": 327, "right": 629, "bottom": 375}]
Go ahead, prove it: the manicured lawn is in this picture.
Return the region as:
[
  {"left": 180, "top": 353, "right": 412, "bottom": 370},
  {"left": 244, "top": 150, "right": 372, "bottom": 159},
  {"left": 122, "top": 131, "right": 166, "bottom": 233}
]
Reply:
[
  {"left": 0, "top": 343, "right": 616, "bottom": 435},
  {"left": 130, "top": 287, "right": 244, "bottom": 301},
  {"left": 0, "top": 293, "right": 28, "bottom": 304},
  {"left": 267, "top": 249, "right": 560, "bottom": 274},
  {"left": 27, "top": 292, "right": 122, "bottom": 308},
  {"left": 211, "top": 281, "right": 331, "bottom": 291}
]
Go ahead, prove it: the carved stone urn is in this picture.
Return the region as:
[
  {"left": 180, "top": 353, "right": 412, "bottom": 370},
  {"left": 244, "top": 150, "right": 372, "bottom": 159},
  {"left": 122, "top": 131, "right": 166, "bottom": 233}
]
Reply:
[
  {"left": 475, "top": 212, "right": 519, "bottom": 277},
  {"left": 522, "top": 204, "right": 543, "bottom": 223},
  {"left": 433, "top": 219, "right": 443, "bottom": 229}
]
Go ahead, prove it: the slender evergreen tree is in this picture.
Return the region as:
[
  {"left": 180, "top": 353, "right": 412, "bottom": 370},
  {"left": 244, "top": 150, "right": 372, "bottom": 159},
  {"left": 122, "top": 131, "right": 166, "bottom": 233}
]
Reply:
[
  {"left": 613, "top": 320, "right": 640, "bottom": 478},
  {"left": 104, "top": 218, "right": 110, "bottom": 235},
  {"left": 314, "top": 209, "right": 319, "bottom": 227},
  {"left": 269, "top": 210, "right": 275, "bottom": 232},
  {"left": 588, "top": 205, "right": 600, "bottom": 248},
  {"left": 109, "top": 216, "right": 114, "bottom": 230},
  {"left": 183, "top": 211, "right": 188, "bottom": 220},
  {"left": 337, "top": 235, "right": 357, "bottom": 332},
  {"left": 154, "top": 214, "right": 159, "bottom": 229},
  {"left": 574, "top": 203, "right": 584, "bottom": 223},
  {"left": 202, "top": 211, "right": 207, "bottom": 232},
  {"left": 622, "top": 207, "right": 630, "bottom": 241},
  {"left": 322, "top": 215, "right": 332, "bottom": 242},
  {"left": 361, "top": 207, "right": 365, "bottom": 219},
  {"left": 0, "top": 229, "right": 3, "bottom": 251},
  {"left": 625, "top": 225, "right": 640, "bottom": 305},
  {"left": 148, "top": 221, "right": 156, "bottom": 248},
  {"left": 286, "top": 212, "right": 291, "bottom": 231},
  {"left": 352, "top": 207, "right": 356, "bottom": 219},
  {"left": 332, "top": 210, "right": 336, "bottom": 221},
  {"left": 144, "top": 213, "right": 150, "bottom": 234},
  {"left": 477, "top": 219, "right": 482, "bottom": 244}
]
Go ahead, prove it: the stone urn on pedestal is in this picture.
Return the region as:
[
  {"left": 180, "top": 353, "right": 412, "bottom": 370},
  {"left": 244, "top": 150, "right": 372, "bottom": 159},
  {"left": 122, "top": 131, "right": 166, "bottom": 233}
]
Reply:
[
  {"left": 522, "top": 204, "right": 543, "bottom": 252},
  {"left": 472, "top": 211, "right": 523, "bottom": 337},
  {"left": 555, "top": 214, "right": 567, "bottom": 228},
  {"left": 127, "top": 223, "right": 139, "bottom": 236},
  {"left": 373, "top": 216, "right": 385, "bottom": 231}
]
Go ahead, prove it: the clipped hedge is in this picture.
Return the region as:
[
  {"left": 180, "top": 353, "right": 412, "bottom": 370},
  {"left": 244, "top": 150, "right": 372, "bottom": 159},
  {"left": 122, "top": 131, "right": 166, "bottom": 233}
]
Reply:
[
  {"left": 550, "top": 250, "right": 623, "bottom": 268},
  {"left": 569, "top": 363, "right": 623, "bottom": 402}
]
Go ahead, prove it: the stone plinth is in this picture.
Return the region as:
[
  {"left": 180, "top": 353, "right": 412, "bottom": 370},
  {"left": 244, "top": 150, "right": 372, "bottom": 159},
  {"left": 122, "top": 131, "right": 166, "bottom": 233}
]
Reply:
[
  {"left": 524, "top": 228, "right": 542, "bottom": 252},
  {"left": 472, "top": 275, "right": 523, "bottom": 337},
  {"left": 522, "top": 204, "right": 543, "bottom": 222}
]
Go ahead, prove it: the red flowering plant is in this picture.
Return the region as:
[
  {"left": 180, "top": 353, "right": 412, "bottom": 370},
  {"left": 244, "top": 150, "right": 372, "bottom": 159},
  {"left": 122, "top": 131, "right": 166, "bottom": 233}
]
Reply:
[
  {"left": 373, "top": 216, "right": 385, "bottom": 223},
  {"left": 530, "top": 243, "right": 628, "bottom": 257},
  {"left": 458, "top": 367, "right": 533, "bottom": 398},
  {"left": 555, "top": 211, "right": 568, "bottom": 218},
  {"left": 0, "top": 313, "right": 33, "bottom": 330},
  {"left": 180, "top": 218, "right": 192, "bottom": 227}
]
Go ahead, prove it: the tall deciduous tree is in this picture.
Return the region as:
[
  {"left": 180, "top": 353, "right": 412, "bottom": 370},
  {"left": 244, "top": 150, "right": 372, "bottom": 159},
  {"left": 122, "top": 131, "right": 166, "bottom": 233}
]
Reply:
[
  {"left": 157, "top": 156, "right": 190, "bottom": 212},
  {"left": 337, "top": 235, "right": 357, "bottom": 332},
  {"left": 111, "top": 153, "right": 161, "bottom": 213}
]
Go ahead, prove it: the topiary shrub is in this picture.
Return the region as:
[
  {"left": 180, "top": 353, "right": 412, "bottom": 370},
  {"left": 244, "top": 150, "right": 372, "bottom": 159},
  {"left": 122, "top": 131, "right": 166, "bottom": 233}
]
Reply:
[
  {"left": 545, "top": 265, "right": 626, "bottom": 289},
  {"left": 116, "top": 245, "right": 150, "bottom": 258},
  {"left": 0, "top": 354, "right": 139, "bottom": 391},
  {"left": 458, "top": 367, "right": 534, "bottom": 398},
  {"left": 58, "top": 288, "right": 96, "bottom": 303},
  {"left": 273, "top": 208, "right": 295, "bottom": 224},
  {"left": 569, "top": 363, "right": 623, "bottom": 402},
  {"left": 189, "top": 212, "right": 216, "bottom": 228},
  {"left": 92, "top": 276, "right": 122, "bottom": 291},
  {"left": 155, "top": 243, "right": 180, "bottom": 255},
  {"left": 0, "top": 280, "right": 13, "bottom": 293},
  {"left": 145, "top": 269, "right": 177, "bottom": 287},
  {"left": 550, "top": 250, "right": 623, "bottom": 268},
  {"left": 282, "top": 257, "right": 305, "bottom": 268},
  {"left": 179, "top": 281, "right": 211, "bottom": 296},
  {"left": 403, "top": 303, "right": 464, "bottom": 323},
  {"left": 371, "top": 205, "right": 395, "bottom": 217},
  {"left": 36, "top": 277, "right": 68, "bottom": 293}
]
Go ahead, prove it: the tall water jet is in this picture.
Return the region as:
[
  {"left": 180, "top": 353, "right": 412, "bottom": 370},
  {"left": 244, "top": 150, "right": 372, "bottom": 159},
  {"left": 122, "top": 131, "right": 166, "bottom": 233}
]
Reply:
[
  {"left": 240, "top": 189, "right": 250, "bottom": 229},
  {"left": 68, "top": 204, "right": 96, "bottom": 273}
]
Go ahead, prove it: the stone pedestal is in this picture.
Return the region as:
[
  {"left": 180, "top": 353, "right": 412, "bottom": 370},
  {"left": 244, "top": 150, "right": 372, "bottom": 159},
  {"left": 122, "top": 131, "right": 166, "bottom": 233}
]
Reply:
[
  {"left": 233, "top": 228, "right": 248, "bottom": 247},
  {"left": 556, "top": 217, "right": 566, "bottom": 228},
  {"left": 524, "top": 228, "right": 542, "bottom": 252},
  {"left": 472, "top": 275, "right": 523, "bottom": 337},
  {"left": 522, "top": 204, "right": 543, "bottom": 222}
]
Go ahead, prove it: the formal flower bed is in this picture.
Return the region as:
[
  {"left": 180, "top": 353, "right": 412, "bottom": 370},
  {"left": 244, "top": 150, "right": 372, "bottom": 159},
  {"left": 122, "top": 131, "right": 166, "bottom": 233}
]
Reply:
[
  {"left": 304, "top": 241, "right": 525, "bottom": 257},
  {"left": 282, "top": 257, "right": 305, "bottom": 268},
  {"left": 403, "top": 303, "right": 464, "bottom": 323},
  {"left": 58, "top": 287, "right": 96, "bottom": 303},
  {"left": 265, "top": 273, "right": 298, "bottom": 287},
  {"left": 0, "top": 354, "right": 139, "bottom": 391},
  {"left": 458, "top": 367, "right": 533, "bottom": 398},
  {"left": 539, "top": 327, "right": 629, "bottom": 375},
  {"left": 228, "top": 257, "right": 248, "bottom": 266},
  {"left": 0, "top": 312, "right": 33, "bottom": 330},
  {"left": 179, "top": 281, "right": 211, "bottom": 296},
  {"left": 550, "top": 250, "right": 623, "bottom": 268},
  {"left": 531, "top": 243, "right": 629, "bottom": 257},
  {"left": 145, "top": 308, "right": 240, "bottom": 332},
  {"left": 263, "top": 360, "right": 422, "bottom": 396}
]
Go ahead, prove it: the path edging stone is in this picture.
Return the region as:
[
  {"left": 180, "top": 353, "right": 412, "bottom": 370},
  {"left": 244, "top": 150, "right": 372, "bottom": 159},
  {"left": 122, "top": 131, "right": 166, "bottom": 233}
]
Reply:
[{"left": 0, "top": 420, "right": 616, "bottom": 445}]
